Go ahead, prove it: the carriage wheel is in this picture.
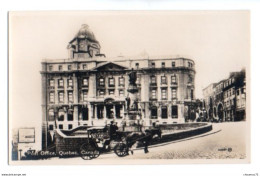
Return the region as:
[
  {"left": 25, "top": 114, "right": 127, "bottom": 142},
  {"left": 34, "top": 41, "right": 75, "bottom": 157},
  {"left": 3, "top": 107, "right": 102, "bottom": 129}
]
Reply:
[
  {"left": 79, "top": 143, "right": 100, "bottom": 160},
  {"left": 114, "top": 143, "right": 128, "bottom": 157}
]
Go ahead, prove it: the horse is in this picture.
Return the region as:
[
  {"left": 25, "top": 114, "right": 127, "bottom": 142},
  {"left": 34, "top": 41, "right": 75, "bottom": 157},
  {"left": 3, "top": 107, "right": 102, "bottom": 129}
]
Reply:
[{"left": 124, "top": 128, "right": 162, "bottom": 154}]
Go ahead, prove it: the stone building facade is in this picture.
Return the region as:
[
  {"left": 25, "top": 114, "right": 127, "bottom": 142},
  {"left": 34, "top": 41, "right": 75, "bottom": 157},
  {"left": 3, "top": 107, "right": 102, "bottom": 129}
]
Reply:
[
  {"left": 41, "top": 25, "right": 196, "bottom": 149},
  {"left": 203, "top": 69, "right": 246, "bottom": 122}
]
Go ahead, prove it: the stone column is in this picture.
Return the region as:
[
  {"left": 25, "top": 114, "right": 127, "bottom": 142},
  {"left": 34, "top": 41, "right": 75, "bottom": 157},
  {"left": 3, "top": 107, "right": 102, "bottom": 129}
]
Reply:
[
  {"left": 94, "top": 105, "right": 97, "bottom": 119},
  {"left": 113, "top": 105, "right": 116, "bottom": 119},
  {"left": 88, "top": 104, "right": 93, "bottom": 125},
  {"left": 158, "top": 105, "right": 161, "bottom": 122},
  {"left": 104, "top": 105, "right": 107, "bottom": 119},
  {"left": 178, "top": 104, "right": 185, "bottom": 123}
]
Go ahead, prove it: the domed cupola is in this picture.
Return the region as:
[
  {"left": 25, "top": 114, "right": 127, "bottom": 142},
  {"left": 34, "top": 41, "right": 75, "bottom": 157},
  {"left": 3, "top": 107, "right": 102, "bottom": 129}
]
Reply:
[
  {"left": 68, "top": 24, "right": 105, "bottom": 59},
  {"left": 76, "top": 24, "right": 99, "bottom": 44}
]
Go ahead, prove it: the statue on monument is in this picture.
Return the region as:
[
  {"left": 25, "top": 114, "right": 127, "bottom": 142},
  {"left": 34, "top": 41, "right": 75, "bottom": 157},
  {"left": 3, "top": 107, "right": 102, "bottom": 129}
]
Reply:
[{"left": 128, "top": 68, "right": 137, "bottom": 86}]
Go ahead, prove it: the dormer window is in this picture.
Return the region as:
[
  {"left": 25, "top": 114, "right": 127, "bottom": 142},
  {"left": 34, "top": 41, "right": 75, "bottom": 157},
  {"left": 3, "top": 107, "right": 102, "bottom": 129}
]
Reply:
[
  {"left": 172, "top": 62, "right": 175, "bottom": 67},
  {"left": 135, "top": 63, "right": 139, "bottom": 69},
  {"left": 162, "top": 62, "right": 165, "bottom": 68}
]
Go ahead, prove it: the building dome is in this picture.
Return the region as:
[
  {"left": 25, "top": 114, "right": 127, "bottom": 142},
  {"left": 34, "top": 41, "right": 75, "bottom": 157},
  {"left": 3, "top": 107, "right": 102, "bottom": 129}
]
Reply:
[{"left": 74, "top": 24, "right": 99, "bottom": 43}]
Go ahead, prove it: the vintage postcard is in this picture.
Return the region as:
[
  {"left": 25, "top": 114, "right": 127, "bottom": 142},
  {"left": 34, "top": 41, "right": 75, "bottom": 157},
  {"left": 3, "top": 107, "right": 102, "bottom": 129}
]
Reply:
[{"left": 9, "top": 11, "right": 250, "bottom": 164}]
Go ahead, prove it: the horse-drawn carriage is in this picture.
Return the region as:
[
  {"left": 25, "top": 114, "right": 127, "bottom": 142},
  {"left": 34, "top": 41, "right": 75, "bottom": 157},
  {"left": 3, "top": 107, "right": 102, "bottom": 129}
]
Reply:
[{"left": 78, "top": 126, "right": 161, "bottom": 160}]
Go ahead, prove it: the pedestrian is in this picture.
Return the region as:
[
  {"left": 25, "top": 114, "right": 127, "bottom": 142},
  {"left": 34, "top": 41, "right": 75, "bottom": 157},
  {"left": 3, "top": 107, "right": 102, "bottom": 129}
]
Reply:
[
  {"left": 109, "top": 121, "right": 118, "bottom": 140},
  {"left": 143, "top": 129, "right": 152, "bottom": 154}
]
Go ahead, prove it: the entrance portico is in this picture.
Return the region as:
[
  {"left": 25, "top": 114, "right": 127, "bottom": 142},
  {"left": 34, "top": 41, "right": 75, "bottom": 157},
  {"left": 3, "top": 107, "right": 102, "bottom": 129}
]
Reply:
[{"left": 89, "top": 98, "right": 125, "bottom": 126}]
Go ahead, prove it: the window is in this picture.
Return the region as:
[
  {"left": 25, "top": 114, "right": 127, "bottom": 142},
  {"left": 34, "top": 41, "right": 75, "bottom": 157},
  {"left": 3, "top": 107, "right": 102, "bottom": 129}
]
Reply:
[
  {"left": 49, "top": 92, "right": 55, "bottom": 103},
  {"left": 49, "top": 65, "right": 53, "bottom": 71},
  {"left": 83, "top": 91, "right": 88, "bottom": 101},
  {"left": 109, "top": 78, "right": 115, "bottom": 87},
  {"left": 99, "top": 78, "right": 105, "bottom": 86},
  {"left": 68, "top": 79, "right": 73, "bottom": 87},
  {"left": 109, "top": 90, "right": 114, "bottom": 95},
  {"left": 172, "top": 105, "right": 178, "bottom": 118},
  {"left": 161, "top": 76, "right": 167, "bottom": 84},
  {"left": 82, "top": 78, "right": 88, "bottom": 86},
  {"left": 161, "top": 106, "right": 168, "bottom": 119},
  {"left": 151, "top": 89, "right": 157, "bottom": 99},
  {"left": 161, "top": 88, "right": 167, "bottom": 100},
  {"left": 119, "top": 90, "right": 124, "bottom": 96},
  {"left": 172, "top": 88, "right": 177, "bottom": 99},
  {"left": 49, "top": 79, "right": 54, "bottom": 87},
  {"left": 67, "top": 110, "right": 73, "bottom": 121},
  {"left": 241, "top": 88, "right": 245, "bottom": 94},
  {"left": 83, "top": 64, "right": 87, "bottom": 70},
  {"left": 99, "top": 90, "right": 105, "bottom": 96},
  {"left": 68, "top": 65, "right": 72, "bottom": 70},
  {"left": 58, "top": 79, "right": 64, "bottom": 87},
  {"left": 191, "top": 89, "right": 194, "bottom": 100},
  {"left": 59, "top": 125, "right": 63, "bottom": 129},
  {"left": 49, "top": 125, "right": 54, "bottom": 130},
  {"left": 48, "top": 109, "right": 54, "bottom": 121},
  {"left": 58, "top": 92, "right": 64, "bottom": 103},
  {"left": 68, "top": 124, "right": 73, "bottom": 130},
  {"left": 58, "top": 109, "right": 64, "bottom": 121},
  {"left": 135, "top": 63, "right": 139, "bottom": 69},
  {"left": 97, "top": 105, "right": 104, "bottom": 119},
  {"left": 82, "top": 108, "right": 88, "bottom": 121},
  {"left": 68, "top": 91, "right": 73, "bottom": 102},
  {"left": 171, "top": 75, "right": 177, "bottom": 84},
  {"left": 162, "top": 62, "right": 165, "bottom": 68},
  {"left": 151, "top": 62, "right": 155, "bottom": 68},
  {"left": 58, "top": 65, "right": 63, "bottom": 71},
  {"left": 151, "top": 107, "right": 158, "bottom": 119},
  {"left": 119, "top": 77, "right": 124, "bottom": 86},
  {"left": 172, "top": 62, "right": 175, "bottom": 67},
  {"left": 151, "top": 76, "right": 156, "bottom": 84}
]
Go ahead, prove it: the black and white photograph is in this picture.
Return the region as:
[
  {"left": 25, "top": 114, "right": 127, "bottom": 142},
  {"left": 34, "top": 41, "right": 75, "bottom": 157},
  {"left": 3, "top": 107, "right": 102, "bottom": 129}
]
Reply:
[{"left": 9, "top": 11, "right": 250, "bottom": 165}]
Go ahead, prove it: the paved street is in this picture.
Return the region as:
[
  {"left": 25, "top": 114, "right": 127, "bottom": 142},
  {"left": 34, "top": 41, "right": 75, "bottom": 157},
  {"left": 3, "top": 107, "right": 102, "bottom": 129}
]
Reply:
[
  {"left": 58, "top": 122, "right": 247, "bottom": 161},
  {"left": 123, "top": 122, "right": 247, "bottom": 160},
  {"left": 14, "top": 122, "right": 247, "bottom": 164}
]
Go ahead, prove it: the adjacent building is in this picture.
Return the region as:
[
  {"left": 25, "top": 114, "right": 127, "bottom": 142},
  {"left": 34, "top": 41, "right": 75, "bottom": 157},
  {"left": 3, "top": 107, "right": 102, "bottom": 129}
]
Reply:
[
  {"left": 203, "top": 69, "right": 246, "bottom": 122},
  {"left": 41, "top": 24, "right": 196, "bottom": 150}
]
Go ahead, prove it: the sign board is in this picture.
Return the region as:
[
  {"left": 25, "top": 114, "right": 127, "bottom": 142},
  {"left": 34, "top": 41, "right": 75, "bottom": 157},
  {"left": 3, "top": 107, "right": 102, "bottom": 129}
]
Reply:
[{"left": 18, "top": 128, "right": 35, "bottom": 143}]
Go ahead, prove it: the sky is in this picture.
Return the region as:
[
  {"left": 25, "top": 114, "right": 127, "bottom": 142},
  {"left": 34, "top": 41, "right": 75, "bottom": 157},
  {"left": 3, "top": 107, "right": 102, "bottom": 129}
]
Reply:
[{"left": 9, "top": 11, "right": 249, "bottom": 129}]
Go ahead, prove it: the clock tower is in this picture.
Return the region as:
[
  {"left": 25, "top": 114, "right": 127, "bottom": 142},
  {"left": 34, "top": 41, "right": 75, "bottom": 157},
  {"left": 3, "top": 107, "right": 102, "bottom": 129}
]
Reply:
[{"left": 67, "top": 24, "right": 104, "bottom": 59}]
